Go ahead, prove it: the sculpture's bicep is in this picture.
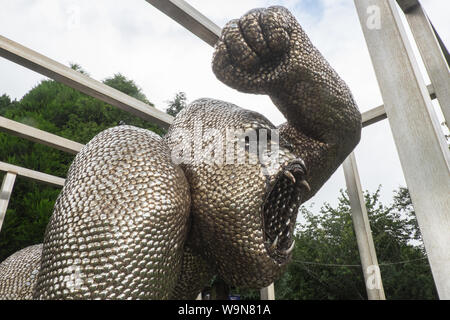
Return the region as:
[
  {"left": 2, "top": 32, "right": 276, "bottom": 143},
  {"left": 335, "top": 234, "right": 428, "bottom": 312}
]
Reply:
[{"left": 33, "top": 126, "right": 191, "bottom": 299}]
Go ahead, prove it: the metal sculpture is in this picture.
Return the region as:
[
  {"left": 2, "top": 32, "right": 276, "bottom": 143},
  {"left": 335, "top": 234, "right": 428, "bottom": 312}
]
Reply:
[{"left": 0, "top": 6, "right": 361, "bottom": 300}]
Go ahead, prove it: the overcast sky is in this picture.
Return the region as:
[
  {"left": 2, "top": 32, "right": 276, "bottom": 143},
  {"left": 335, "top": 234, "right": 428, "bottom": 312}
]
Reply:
[{"left": 0, "top": 0, "right": 448, "bottom": 213}]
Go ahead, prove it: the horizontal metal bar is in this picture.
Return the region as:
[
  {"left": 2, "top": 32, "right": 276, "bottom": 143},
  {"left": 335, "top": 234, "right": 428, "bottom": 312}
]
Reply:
[
  {"left": 145, "top": 0, "right": 221, "bottom": 47},
  {"left": 362, "top": 105, "right": 387, "bottom": 128},
  {"left": 361, "top": 84, "right": 435, "bottom": 127},
  {"left": 0, "top": 116, "right": 83, "bottom": 154},
  {"left": 0, "top": 161, "right": 65, "bottom": 187},
  {"left": 0, "top": 35, "right": 173, "bottom": 128},
  {"left": 430, "top": 20, "right": 450, "bottom": 67}
]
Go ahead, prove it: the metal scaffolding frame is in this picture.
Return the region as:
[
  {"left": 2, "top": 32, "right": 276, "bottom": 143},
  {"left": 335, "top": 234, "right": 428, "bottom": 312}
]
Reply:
[
  {"left": 353, "top": 0, "right": 449, "bottom": 299},
  {"left": 0, "top": 0, "right": 448, "bottom": 300}
]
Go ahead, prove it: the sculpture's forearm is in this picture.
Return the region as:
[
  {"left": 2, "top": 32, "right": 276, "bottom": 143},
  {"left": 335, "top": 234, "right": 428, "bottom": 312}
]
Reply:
[
  {"left": 268, "top": 59, "right": 361, "bottom": 148},
  {"left": 212, "top": 6, "right": 362, "bottom": 197},
  {"left": 271, "top": 52, "right": 362, "bottom": 198}
]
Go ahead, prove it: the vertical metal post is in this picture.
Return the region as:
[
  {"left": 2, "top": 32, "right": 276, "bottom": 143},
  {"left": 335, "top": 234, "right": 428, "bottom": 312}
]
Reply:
[
  {"left": 400, "top": 1, "right": 450, "bottom": 124},
  {"left": 260, "top": 283, "right": 275, "bottom": 300},
  {"left": 343, "top": 153, "right": 385, "bottom": 300},
  {"left": 354, "top": 0, "right": 450, "bottom": 299},
  {"left": 0, "top": 172, "right": 17, "bottom": 232}
]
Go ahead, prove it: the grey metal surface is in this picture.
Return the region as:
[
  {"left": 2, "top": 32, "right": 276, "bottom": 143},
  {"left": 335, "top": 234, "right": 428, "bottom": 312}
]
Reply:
[
  {"left": 260, "top": 283, "right": 275, "bottom": 300},
  {"left": 0, "top": 116, "right": 83, "bottom": 155},
  {"left": 361, "top": 84, "right": 435, "bottom": 127},
  {"left": 430, "top": 21, "right": 450, "bottom": 67},
  {"left": 0, "top": 172, "right": 17, "bottom": 233},
  {"left": 396, "top": 0, "right": 419, "bottom": 13},
  {"left": 0, "top": 161, "right": 65, "bottom": 187},
  {"left": 343, "top": 153, "right": 385, "bottom": 300},
  {"left": 145, "top": 0, "right": 221, "bottom": 47},
  {"left": 354, "top": 0, "right": 450, "bottom": 299},
  {"left": 402, "top": 3, "right": 450, "bottom": 125},
  {"left": 0, "top": 35, "right": 173, "bottom": 128}
]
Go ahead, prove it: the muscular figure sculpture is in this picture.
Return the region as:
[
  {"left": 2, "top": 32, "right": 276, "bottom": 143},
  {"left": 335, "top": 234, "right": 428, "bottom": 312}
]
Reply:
[{"left": 0, "top": 6, "right": 361, "bottom": 299}]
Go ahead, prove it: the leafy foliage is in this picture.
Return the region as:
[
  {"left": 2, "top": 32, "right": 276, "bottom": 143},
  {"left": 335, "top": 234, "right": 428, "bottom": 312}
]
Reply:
[
  {"left": 269, "top": 187, "right": 437, "bottom": 300},
  {"left": 0, "top": 69, "right": 164, "bottom": 262},
  {"left": 165, "top": 92, "right": 187, "bottom": 117},
  {"left": 103, "top": 73, "right": 153, "bottom": 106}
]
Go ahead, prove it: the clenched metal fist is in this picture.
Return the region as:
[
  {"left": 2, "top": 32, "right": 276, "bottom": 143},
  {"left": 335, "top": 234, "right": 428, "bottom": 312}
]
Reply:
[
  {"left": 0, "top": 6, "right": 361, "bottom": 300},
  {"left": 214, "top": 6, "right": 307, "bottom": 92}
]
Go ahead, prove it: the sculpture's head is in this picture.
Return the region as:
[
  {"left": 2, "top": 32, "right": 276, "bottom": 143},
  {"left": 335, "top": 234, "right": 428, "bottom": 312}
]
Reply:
[{"left": 165, "top": 99, "right": 309, "bottom": 288}]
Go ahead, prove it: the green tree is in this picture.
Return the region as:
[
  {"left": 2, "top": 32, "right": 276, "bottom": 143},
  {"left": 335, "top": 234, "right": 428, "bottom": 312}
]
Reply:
[
  {"left": 165, "top": 92, "right": 187, "bottom": 117},
  {"left": 103, "top": 73, "right": 153, "bottom": 106},
  {"left": 271, "top": 187, "right": 438, "bottom": 300},
  {"left": 69, "top": 63, "right": 89, "bottom": 75},
  {"left": 0, "top": 69, "right": 164, "bottom": 262}
]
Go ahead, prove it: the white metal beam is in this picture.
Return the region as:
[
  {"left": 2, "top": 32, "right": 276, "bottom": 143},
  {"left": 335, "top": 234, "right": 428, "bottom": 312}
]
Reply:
[
  {"left": 0, "top": 116, "right": 83, "bottom": 155},
  {"left": 0, "top": 172, "right": 17, "bottom": 233},
  {"left": 260, "top": 283, "right": 275, "bottom": 300},
  {"left": 361, "top": 105, "right": 387, "bottom": 128},
  {"left": 145, "top": 0, "right": 221, "bottom": 47},
  {"left": 361, "top": 84, "right": 435, "bottom": 127},
  {"left": 343, "top": 153, "right": 385, "bottom": 300},
  {"left": 354, "top": 0, "right": 450, "bottom": 299},
  {"left": 402, "top": 3, "right": 450, "bottom": 125},
  {"left": 0, "top": 35, "right": 173, "bottom": 128},
  {"left": 0, "top": 161, "right": 65, "bottom": 187}
]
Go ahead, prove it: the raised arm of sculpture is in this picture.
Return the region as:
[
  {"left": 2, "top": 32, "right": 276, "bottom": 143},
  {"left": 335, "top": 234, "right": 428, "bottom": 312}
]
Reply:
[
  {"left": 212, "top": 6, "right": 362, "bottom": 199},
  {"left": 0, "top": 6, "right": 361, "bottom": 300},
  {"left": 165, "top": 5, "right": 361, "bottom": 293}
]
